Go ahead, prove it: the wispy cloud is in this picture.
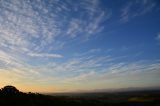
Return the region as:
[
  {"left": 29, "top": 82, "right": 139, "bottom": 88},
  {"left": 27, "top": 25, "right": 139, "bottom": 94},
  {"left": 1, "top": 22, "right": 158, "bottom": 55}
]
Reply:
[
  {"left": 74, "top": 48, "right": 102, "bottom": 57},
  {"left": 65, "top": 0, "right": 111, "bottom": 39},
  {"left": 0, "top": 0, "right": 110, "bottom": 83},
  {"left": 120, "top": 0, "right": 157, "bottom": 22},
  {"left": 1, "top": 44, "right": 159, "bottom": 91},
  {"left": 0, "top": 0, "right": 108, "bottom": 57},
  {"left": 62, "top": 60, "right": 160, "bottom": 90},
  {"left": 0, "top": 0, "right": 60, "bottom": 53},
  {"left": 156, "top": 33, "right": 160, "bottom": 41},
  {"left": 27, "top": 52, "right": 63, "bottom": 58},
  {"left": 0, "top": 0, "right": 159, "bottom": 92},
  {"left": 0, "top": 0, "right": 109, "bottom": 88}
]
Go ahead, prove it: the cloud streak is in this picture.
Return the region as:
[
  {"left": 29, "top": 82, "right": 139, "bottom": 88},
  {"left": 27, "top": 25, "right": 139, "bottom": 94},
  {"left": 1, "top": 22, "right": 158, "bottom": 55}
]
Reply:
[{"left": 28, "top": 52, "right": 63, "bottom": 58}]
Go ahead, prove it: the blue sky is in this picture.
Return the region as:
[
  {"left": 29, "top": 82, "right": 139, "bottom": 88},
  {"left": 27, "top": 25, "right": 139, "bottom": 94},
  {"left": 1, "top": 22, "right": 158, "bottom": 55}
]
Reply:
[{"left": 0, "top": 0, "right": 160, "bottom": 92}]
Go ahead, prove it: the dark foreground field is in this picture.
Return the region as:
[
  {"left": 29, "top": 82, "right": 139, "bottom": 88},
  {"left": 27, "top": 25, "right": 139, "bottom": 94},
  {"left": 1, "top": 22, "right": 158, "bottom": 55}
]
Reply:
[{"left": 0, "top": 86, "right": 160, "bottom": 106}]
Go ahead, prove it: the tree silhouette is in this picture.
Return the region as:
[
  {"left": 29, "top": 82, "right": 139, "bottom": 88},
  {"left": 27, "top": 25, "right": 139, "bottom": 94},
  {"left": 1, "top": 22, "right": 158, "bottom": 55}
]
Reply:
[{"left": 0, "top": 85, "right": 20, "bottom": 94}]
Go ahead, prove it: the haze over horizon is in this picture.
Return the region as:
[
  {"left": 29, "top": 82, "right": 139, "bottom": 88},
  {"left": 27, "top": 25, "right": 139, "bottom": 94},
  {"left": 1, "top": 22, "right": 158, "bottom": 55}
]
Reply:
[{"left": 0, "top": 0, "right": 160, "bottom": 93}]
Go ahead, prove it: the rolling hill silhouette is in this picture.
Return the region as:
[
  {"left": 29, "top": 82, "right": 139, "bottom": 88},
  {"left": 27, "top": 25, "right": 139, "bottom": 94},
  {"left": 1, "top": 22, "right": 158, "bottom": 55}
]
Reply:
[{"left": 0, "top": 85, "right": 160, "bottom": 106}]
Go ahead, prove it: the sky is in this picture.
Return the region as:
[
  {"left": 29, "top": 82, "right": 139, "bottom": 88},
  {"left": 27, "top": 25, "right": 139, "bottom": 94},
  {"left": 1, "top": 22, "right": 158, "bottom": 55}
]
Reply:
[{"left": 0, "top": 0, "right": 160, "bottom": 93}]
